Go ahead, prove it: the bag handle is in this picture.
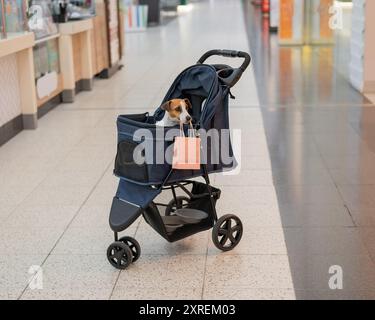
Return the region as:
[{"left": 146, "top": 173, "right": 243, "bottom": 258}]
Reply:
[{"left": 179, "top": 122, "right": 196, "bottom": 138}]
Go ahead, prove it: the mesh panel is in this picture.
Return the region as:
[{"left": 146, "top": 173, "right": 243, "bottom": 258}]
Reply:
[{"left": 114, "top": 140, "right": 149, "bottom": 182}]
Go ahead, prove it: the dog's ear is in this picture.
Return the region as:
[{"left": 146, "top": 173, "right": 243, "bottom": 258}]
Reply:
[
  {"left": 160, "top": 101, "right": 171, "bottom": 111},
  {"left": 184, "top": 99, "right": 192, "bottom": 109}
]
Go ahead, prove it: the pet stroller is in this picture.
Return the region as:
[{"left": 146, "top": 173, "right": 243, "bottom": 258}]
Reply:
[{"left": 107, "top": 50, "right": 251, "bottom": 269}]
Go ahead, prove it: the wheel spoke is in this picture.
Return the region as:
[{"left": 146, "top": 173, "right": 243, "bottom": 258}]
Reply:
[
  {"left": 231, "top": 225, "right": 241, "bottom": 234},
  {"left": 218, "top": 228, "right": 228, "bottom": 236},
  {"left": 228, "top": 233, "right": 237, "bottom": 244},
  {"left": 220, "top": 234, "right": 229, "bottom": 246},
  {"left": 223, "top": 218, "right": 232, "bottom": 231}
]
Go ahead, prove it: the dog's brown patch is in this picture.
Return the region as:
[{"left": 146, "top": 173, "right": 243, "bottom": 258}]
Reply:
[
  {"left": 161, "top": 99, "right": 190, "bottom": 119},
  {"left": 183, "top": 99, "right": 192, "bottom": 109}
]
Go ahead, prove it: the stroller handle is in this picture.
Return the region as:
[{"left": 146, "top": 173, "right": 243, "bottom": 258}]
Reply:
[
  {"left": 197, "top": 49, "right": 251, "bottom": 72},
  {"left": 197, "top": 49, "right": 251, "bottom": 88}
]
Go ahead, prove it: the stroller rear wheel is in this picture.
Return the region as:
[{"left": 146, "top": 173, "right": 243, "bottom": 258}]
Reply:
[
  {"left": 212, "top": 214, "right": 243, "bottom": 251},
  {"left": 118, "top": 236, "right": 141, "bottom": 262},
  {"left": 107, "top": 241, "right": 133, "bottom": 269},
  {"left": 165, "top": 196, "right": 190, "bottom": 216}
]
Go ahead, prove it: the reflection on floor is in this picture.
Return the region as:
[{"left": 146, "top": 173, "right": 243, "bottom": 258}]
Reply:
[
  {"left": 243, "top": 0, "right": 375, "bottom": 299},
  {"left": 245, "top": 7, "right": 371, "bottom": 107}
]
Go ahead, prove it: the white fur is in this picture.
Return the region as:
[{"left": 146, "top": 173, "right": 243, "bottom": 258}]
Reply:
[{"left": 155, "top": 113, "right": 180, "bottom": 127}]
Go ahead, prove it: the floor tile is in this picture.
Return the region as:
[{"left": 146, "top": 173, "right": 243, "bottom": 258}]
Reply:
[
  {"left": 21, "top": 254, "right": 119, "bottom": 300},
  {"left": 209, "top": 226, "right": 368, "bottom": 256},
  {"left": 287, "top": 254, "right": 375, "bottom": 291},
  {"left": 22, "top": 185, "right": 93, "bottom": 207},
  {"left": 70, "top": 204, "right": 112, "bottom": 228},
  {"left": 135, "top": 222, "right": 209, "bottom": 255},
  {"left": 350, "top": 209, "right": 375, "bottom": 227},
  {"left": 0, "top": 226, "right": 64, "bottom": 255},
  {"left": 238, "top": 204, "right": 354, "bottom": 227},
  {"left": 295, "top": 290, "right": 375, "bottom": 300},
  {"left": 203, "top": 287, "right": 296, "bottom": 300},
  {"left": 0, "top": 255, "right": 45, "bottom": 300},
  {"left": 3, "top": 205, "right": 79, "bottom": 230},
  {"left": 204, "top": 255, "right": 294, "bottom": 289},
  {"left": 111, "top": 286, "right": 202, "bottom": 300},
  {"left": 115, "top": 255, "right": 206, "bottom": 289},
  {"left": 337, "top": 185, "right": 375, "bottom": 211},
  {"left": 52, "top": 225, "right": 138, "bottom": 255}
]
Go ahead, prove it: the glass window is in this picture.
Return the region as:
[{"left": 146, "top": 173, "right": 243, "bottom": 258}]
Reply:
[
  {"left": 29, "top": 0, "right": 58, "bottom": 40},
  {"left": 4, "top": 0, "right": 26, "bottom": 36},
  {"left": 0, "top": 0, "right": 5, "bottom": 39},
  {"left": 33, "top": 38, "right": 60, "bottom": 81}
]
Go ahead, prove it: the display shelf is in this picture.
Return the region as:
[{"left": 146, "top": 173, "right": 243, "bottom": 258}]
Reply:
[
  {"left": 34, "top": 32, "right": 60, "bottom": 44},
  {"left": 0, "top": 31, "right": 33, "bottom": 58},
  {"left": 58, "top": 18, "right": 94, "bottom": 102},
  {"left": 90, "top": 0, "right": 123, "bottom": 79},
  {"left": 33, "top": 36, "right": 63, "bottom": 108},
  {"left": 29, "top": 0, "right": 58, "bottom": 40},
  {"left": 58, "top": 17, "right": 93, "bottom": 34},
  {"left": 91, "top": 0, "right": 109, "bottom": 75},
  {"left": 0, "top": 31, "right": 37, "bottom": 131},
  {"left": 36, "top": 72, "right": 63, "bottom": 107}
]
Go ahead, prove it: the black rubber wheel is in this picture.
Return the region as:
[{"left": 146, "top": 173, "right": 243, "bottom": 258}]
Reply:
[
  {"left": 118, "top": 236, "right": 141, "bottom": 262},
  {"left": 212, "top": 214, "right": 243, "bottom": 251},
  {"left": 107, "top": 241, "right": 133, "bottom": 270},
  {"left": 165, "top": 196, "right": 190, "bottom": 216}
]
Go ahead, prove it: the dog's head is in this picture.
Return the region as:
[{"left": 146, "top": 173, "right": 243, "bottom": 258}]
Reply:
[{"left": 160, "top": 98, "right": 192, "bottom": 124}]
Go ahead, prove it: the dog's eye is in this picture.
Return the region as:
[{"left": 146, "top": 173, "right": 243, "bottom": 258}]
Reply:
[{"left": 176, "top": 107, "right": 182, "bottom": 112}]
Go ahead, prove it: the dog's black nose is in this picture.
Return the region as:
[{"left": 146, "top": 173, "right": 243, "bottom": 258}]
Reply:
[{"left": 186, "top": 115, "right": 192, "bottom": 122}]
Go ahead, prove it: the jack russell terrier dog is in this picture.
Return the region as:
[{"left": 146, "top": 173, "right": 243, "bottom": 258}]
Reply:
[{"left": 156, "top": 98, "right": 192, "bottom": 127}]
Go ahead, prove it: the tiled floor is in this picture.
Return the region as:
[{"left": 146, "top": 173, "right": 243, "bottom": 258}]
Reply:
[{"left": 1, "top": 0, "right": 375, "bottom": 300}]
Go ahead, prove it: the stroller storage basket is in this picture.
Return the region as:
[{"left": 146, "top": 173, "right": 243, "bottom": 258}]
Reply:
[{"left": 143, "top": 181, "right": 220, "bottom": 242}]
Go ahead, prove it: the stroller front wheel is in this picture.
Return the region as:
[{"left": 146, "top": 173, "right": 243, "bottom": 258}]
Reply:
[
  {"left": 212, "top": 214, "right": 243, "bottom": 252},
  {"left": 118, "top": 236, "right": 141, "bottom": 262},
  {"left": 107, "top": 241, "right": 133, "bottom": 269}
]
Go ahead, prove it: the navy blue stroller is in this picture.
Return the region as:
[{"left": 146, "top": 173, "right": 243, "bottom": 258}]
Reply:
[{"left": 107, "top": 50, "right": 251, "bottom": 269}]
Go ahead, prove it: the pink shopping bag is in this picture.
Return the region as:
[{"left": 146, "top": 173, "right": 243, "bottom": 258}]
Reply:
[{"left": 172, "top": 123, "right": 201, "bottom": 170}]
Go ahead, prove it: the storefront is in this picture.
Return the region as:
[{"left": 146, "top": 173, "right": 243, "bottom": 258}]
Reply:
[
  {"left": 0, "top": 0, "right": 124, "bottom": 146},
  {"left": 271, "top": 0, "right": 374, "bottom": 94}
]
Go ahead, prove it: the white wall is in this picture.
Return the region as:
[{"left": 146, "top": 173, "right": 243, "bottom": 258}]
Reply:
[
  {"left": 349, "top": 0, "right": 366, "bottom": 91},
  {"left": 0, "top": 54, "right": 22, "bottom": 127}
]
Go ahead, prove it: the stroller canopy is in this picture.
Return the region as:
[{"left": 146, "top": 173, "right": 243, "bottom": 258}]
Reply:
[{"left": 154, "top": 64, "right": 226, "bottom": 130}]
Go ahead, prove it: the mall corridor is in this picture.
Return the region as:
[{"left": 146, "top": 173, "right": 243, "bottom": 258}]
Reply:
[{"left": 1, "top": 0, "right": 375, "bottom": 300}]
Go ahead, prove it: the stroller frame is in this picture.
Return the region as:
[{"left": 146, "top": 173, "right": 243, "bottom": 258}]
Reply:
[
  {"left": 113, "top": 164, "right": 219, "bottom": 243},
  {"left": 106, "top": 50, "right": 251, "bottom": 270}
]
